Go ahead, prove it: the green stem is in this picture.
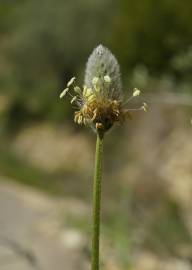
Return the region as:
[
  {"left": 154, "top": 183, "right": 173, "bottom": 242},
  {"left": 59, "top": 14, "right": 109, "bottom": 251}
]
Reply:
[{"left": 92, "top": 133, "right": 104, "bottom": 270}]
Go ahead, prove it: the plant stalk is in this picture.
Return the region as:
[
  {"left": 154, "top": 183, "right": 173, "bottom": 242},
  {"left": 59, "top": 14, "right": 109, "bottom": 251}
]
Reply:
[{"left": 92, "top": 133, "right": 104, "bottom": 270}]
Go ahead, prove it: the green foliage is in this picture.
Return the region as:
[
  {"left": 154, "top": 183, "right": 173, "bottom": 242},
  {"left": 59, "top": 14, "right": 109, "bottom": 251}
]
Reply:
[
  {"left": 1, "top": 0, "right": 192, "bottom": 128},
  {"left": 0, "top": 0, "right": 114, "bottom": 126},
  {"left": 144, "top": 200, "right": 192, "bottom": 255},
  {"left": 0, "top": 143, "right": 56, "bottom": 193},
  {"left": 111, "top": 0, "right": 192, "bottom": 74}
]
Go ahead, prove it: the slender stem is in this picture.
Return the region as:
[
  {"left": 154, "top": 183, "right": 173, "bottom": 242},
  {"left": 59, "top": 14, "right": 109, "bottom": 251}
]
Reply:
[{"left": 92, "top": 133, "right": 104, "bottom": 270}]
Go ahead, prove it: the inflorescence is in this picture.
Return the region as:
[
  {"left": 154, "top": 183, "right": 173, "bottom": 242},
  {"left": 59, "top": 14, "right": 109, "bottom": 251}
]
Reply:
[{"left": 60, "top": 45, "right": 147, "bottom": 136}]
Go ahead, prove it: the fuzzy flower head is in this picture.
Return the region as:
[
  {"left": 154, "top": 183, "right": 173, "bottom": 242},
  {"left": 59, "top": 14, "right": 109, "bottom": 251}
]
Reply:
[{"left": 60, "top": 45, "right": 147, "bottom": 136}]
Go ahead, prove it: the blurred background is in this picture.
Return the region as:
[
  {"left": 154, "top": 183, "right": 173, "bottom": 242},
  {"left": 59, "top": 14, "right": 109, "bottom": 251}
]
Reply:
[{"left": 0, "top": 0, "right": 192, "bottom": 269}]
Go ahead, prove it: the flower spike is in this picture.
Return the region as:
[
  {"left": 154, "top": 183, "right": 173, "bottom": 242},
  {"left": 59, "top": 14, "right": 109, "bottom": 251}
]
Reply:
[{"left": 60, "top": 45, "right": 147, "bottom": 135}]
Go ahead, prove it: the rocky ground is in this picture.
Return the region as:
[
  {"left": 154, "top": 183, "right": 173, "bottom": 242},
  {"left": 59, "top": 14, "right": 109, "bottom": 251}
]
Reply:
[
  {"left": 1, "top": 104, "right": 192, "bottom": 270},
  {"left": 0, "top": 178, "right": 191, "bottom": 270},
  {"left": 0, "top": 178, "right": 89, "bottom": 270}
]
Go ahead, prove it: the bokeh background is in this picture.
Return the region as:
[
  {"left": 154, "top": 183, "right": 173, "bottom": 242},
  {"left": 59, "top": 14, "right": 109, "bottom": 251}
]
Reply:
[{"left": 0, "top": 0, "right": 192, "bottom": 269}]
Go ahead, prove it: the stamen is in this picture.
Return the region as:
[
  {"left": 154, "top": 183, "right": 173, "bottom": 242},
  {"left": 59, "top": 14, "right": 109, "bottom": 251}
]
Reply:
[
  {"left": 74, "top": 86, "right": 82, "bottom": 95},
  {"left": 127, "top": 107, "right": 144, "bottom": 111},
  {"left": 77, "top": 115, "right": 83, "bottom": 125},
  {"left": 67, "top": 77, "right": 76, "bottom": 87},
  {"left": 122, "top": 95, "right": 134, "bottom": 105},
  {"left": 113, "top": 110, "right": 119, "bottom": 116},
  {"left": 92, "top": 109, "right": 98, "bottom": 121},
  {"left": 96, "top": 123, "right": 103, "bottom": 130},
  {"left": 92, "top": 77, "right": 99, "bottom": 85},
  {"left": 133, "top": 88, "right": 141, "bottom": 97},
  {"left": 68, "top": 92, "right": 74, "bottom": 98},
  {"left": 71, "top": 96, "right": 77, "bottom": 104},
  {"left": 83, "top": 86, "right": 96, "bottom": 102},
  {"left": 83, "top": 118, "right": 87, "bottom": 125},
  {"left": 142, "top": 102, "right": 148, "bottom": 112},
  {"left": 90, "top": 79, "right": 101, "bottom": 97},
  {"left": 74, "top": 114, "right": 78, "bottom": 123},
  {"left": 60, "top": 88, "right": 69, "bottom": 99},
  {"left": 104, "top": 75, "right": 111, "bottom": 83}
]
